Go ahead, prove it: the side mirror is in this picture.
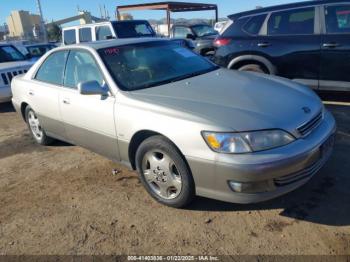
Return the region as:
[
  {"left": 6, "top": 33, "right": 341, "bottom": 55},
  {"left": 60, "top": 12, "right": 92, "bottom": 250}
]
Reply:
[
  {"left": 78, "top": 80, "right": 108, "bottom": 96},
  {"left": 186, "top": 33, "right": 195, "bottom": 40}
]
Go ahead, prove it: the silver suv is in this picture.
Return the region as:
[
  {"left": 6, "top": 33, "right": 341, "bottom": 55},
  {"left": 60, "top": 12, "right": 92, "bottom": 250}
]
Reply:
[{"left": 0, "top": 44, "right": 33, "bottom": 103}]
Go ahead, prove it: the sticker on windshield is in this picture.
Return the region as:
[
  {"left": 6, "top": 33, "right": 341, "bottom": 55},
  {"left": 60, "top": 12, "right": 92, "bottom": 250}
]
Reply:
[
  {"left": 173, "top": 48, "right": 196, "bottom": 58},
  {"left": 104, "top": 47, "right": 120, "bottom": 56}
]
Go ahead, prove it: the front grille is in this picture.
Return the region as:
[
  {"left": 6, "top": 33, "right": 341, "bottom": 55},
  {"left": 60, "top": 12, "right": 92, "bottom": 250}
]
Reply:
[
  {"left": 274, "top": 158, "right": 324, "bottom": 187},
  {"left": 297, "top": 111, "right": 323, "bottom": 137},
  {"left": 1, "top": 70, "right": 26, "bottom": 86},
  {"left": 274, "top": 134, "right": 334, "bottom": 187},
  {"left": 1, "top": 73, "right": 8, "bottom": 85}
]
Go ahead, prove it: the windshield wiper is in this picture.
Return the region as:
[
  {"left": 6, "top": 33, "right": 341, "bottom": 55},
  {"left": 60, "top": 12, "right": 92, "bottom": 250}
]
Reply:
[{"left": 131, "top": 67, "right": 219, "bottom": 91}]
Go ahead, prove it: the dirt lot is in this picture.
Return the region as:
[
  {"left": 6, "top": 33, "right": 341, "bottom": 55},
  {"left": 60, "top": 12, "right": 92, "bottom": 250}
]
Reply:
[{"left": 0, "top": 97, "right": 349, "bottom": 255}]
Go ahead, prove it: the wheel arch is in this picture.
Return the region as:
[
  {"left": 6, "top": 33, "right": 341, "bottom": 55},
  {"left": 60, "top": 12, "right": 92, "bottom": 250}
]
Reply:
[
  {"left": 20, "top": 102, "right": 29, "bottom": 122},
  {"left": 228, "top": 55, "right": 277, "bottom": 75},
  {"left": 128, "top": 130, "right": 190, "bottom": 173}
]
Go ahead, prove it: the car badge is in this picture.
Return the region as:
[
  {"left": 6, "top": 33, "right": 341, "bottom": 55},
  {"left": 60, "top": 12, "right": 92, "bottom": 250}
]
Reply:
[{"left": 302, "top": 107, "right": 311, "bottom": 114}]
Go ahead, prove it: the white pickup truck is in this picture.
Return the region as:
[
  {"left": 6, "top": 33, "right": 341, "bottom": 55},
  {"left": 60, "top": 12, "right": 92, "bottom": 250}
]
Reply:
[{"left": 0, "top": 44, "right": 34, "bottom": 103}]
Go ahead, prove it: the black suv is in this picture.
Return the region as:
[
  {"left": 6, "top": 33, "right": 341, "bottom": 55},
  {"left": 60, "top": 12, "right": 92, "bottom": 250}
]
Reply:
[
  {"left": 213, "top": 0, "right": 350, "bottom": 92},
  {"left": 170, "top": 24, "right": 218, "bottom": 56}
]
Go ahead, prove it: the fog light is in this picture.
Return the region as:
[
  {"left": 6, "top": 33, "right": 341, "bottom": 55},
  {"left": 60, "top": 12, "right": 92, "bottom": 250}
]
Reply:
[{"left": 228, "top": 180, "right": 274, "bottom": 193}]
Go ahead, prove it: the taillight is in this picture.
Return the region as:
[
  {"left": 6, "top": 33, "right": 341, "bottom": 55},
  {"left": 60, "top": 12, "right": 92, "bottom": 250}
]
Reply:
[{"left": 213, "top": 37, "right": 231, "bottom": 47}]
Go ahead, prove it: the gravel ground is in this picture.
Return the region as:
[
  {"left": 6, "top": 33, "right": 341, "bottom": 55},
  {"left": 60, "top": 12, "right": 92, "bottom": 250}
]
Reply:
[{"left": 0, "top": 99, "right": 349, "bottom": 255}]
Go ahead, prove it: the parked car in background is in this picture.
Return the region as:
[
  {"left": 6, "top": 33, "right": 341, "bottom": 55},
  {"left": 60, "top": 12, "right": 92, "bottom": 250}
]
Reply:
[
  {"left": 213, "top": 0, "right": 350, "bottom": 92},
  {"left": 170, "top": 23, "right": 218, "bottom": 56},
  {"left": 11, "top": 39, "right": 335, "bottom": 207},
  {"left": 0, "top": 44, "right": 33, "bottom": 103},
  {"left": 214, "top": 21, "right": 228, "bottom": 33},
  {"left": 62, "top": 20, "right": 156, "bottom": 45},
  {"left": 62, "top": 20, "right": 194, "bottom": 50},
  {"left": 25, "top": 43, "right": 57, "bottom": 60}
]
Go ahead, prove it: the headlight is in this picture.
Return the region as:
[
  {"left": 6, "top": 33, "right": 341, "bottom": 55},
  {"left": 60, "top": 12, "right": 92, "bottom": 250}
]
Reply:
[{"left": 202, "top": 130, "right": 295, "bottom": 154}]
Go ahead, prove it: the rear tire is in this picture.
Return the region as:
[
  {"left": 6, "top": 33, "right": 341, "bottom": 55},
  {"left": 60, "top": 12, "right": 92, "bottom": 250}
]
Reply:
[
  {"left": 135, "top": 135, "right": 195, "bottom": 208},
  {"left": 238, "top": 64, "right": 268, "bottom": 74},
  {"left": 25, "top": 105, "right": 54, "bottom": 145}
]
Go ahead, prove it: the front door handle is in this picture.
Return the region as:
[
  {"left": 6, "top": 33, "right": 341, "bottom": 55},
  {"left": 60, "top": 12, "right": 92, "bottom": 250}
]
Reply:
[
  {"left": 257, "top": 42, "right": 271, "bottom": 47},
  {"left": 29, "top": 90, "right": 34, "bottom": 96},
  {"left": 62, "top": 98, "right": 70, "bottom": 105},
  {"left": 323, "top": 43, "right": 340, "bottom": 48}
]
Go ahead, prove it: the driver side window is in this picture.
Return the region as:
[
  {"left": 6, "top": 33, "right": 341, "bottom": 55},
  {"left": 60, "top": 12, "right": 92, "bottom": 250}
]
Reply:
[{"left": 63, "top": 50, "right": 104, "bottom": 89}]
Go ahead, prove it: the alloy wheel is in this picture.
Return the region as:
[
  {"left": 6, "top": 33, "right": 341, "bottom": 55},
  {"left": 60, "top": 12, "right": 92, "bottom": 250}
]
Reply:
[{"left": 142, "top": 150, "right": 182, "bottom": 200}]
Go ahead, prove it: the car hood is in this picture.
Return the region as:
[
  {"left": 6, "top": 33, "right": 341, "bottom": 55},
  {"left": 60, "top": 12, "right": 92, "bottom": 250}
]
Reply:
[
  {"left": 0, "top": 60, "right": 34, "bottom": 71},
  {"left": 128, "top": 69, "right": 323, "bottom": 133}
]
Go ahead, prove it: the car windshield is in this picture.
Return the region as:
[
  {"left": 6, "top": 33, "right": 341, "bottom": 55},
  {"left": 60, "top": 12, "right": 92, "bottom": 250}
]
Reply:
[
  {"left": 0, "top": 45, "right": 26, "bottom": 63},
  {"left": 191, "top": 25, "right": 217, "bottom": 37},
  {"left": 113, "top": 21, "right": 156, "bottom": 38},
  {"left": 99, "top": 41, "right": 219, "bottom": 91}
]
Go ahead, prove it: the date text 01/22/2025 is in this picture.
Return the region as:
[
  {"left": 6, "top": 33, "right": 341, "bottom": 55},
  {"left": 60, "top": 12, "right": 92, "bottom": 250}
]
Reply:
[{"left": 127, "top": 256, "right": 219, "bottom": 261}]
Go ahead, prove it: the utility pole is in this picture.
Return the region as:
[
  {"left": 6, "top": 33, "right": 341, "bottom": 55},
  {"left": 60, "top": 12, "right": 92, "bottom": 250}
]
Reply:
[
  {"left": 99, "top": 5, "right": 104, "bottom": 19},
  {"left": 36, "top": 0, "right": 48, "bottom": 42}
]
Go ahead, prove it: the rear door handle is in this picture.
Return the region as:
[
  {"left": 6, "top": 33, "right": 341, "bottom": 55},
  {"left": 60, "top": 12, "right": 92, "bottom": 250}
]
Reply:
[
  {"left": 323, "top": 43, "right": 340, "bottom": 48},
  {"left": 62, "top": 98, "right": 70, "bottom": 105},
  {"left": 257, "top": 42, "right": 271, "bottom": 47}
]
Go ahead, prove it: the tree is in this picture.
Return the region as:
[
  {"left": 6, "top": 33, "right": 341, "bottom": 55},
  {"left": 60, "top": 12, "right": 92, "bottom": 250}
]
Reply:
[{"left": 47, "top": 23, "right": 61, "bottom": 42}]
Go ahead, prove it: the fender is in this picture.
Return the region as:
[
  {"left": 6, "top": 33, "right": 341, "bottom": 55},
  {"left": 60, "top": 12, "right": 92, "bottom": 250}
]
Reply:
[{"left": 228, "top": 55, "right": 277, "bottom": 75}]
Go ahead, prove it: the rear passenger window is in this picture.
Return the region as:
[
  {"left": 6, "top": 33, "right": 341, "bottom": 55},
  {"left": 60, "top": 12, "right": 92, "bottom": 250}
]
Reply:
[
  {"left": 35, "top": 51, "right": 68, "bottom": 85},
  {"left": 268, "top": 7, "right": 315, "bottom": 35},
  {"left": 79, "top": 28, "right": 92, "bottom": 42},
  {"left": 325, "top": 4, "right": 350, "bottom": 34},
  {"left": 221, "top": 17, "right": 250, "bottom": 37},
  {"left": 96, "top": 26, "right": 113, "bottom": 40},
  {"left": 243, "top": 14, "right": 267, "bottom": 35}
]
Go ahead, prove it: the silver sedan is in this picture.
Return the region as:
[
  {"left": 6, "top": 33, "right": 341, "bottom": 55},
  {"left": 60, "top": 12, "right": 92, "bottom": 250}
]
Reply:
[{"left": 11, "top": 39, "right": 336, "bottom": 208}]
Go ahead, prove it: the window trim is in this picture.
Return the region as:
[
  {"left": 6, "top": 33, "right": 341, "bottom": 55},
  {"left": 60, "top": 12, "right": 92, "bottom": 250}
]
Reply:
[
  {"left": 33, "top": 50, "right": 70, "bottom": 86},
  {"left": 321, "top": 2, "right": 350, "bottom": 35},
  {"left": 62, "top": 48, "right": 111, "bottom": 94},
  {"left": 32, "top": 48, "right": 111, "bottom": 95},
  {"left": 266, "top": 5, "right": 318, "bottom": 36},
  {"left": 242, "top": 14, "right": 268, "bottom": 36}
]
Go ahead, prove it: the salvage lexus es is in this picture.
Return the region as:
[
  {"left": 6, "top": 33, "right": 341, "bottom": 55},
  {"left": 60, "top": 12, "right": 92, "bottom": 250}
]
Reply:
[{"left": 11, "top": 39, "right": 336, "bottom": 208}]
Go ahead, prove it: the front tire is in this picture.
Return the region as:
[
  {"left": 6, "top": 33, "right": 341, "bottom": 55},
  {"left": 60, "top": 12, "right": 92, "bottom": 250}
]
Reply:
[
  {"left": 238, "top": 64, "right": 268, "bottom": 74},
  {"left": 135, "top": 135, "right": 195, "bottom": 208},
  {"left": 25, "top": 105, "right": 54, "bottom": 145}
]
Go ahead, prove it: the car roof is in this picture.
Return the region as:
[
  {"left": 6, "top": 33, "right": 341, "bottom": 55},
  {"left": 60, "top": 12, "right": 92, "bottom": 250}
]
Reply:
[
  {"left": 112, "top": 19, "right": 150, "bottom": 23},
  {"left": 173, "top": 23, "right": 210, "bottom": 27},
  {"left": 25, "top": 43, "right": 56, "bottom": 47},
  {"left": 63, "top": 20, "right": 150, "bottom": 30},
  {"left": 228, "top": 0, "right": 349, "bottom": 20},
  {"left": 60, "top": 38, "right": 168, "bottom": 50}
]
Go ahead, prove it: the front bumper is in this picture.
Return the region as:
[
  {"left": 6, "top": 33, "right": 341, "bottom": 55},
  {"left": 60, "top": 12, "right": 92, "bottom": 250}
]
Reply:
[
  {"left": 187, "top": 109, "right": 336, "bottom": 204},
  {"left": 0, "top": 86, "right": 12, "bottom": 103}
]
